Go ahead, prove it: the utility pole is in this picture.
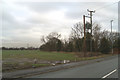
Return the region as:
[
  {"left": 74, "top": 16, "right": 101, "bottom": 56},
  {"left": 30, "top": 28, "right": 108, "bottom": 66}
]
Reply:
[
  {"left": 83, "top": 15, "right": 91, "bottom": 57},
  {"left": 83, "top": 15, "right": 86, "bottom": 57},
  {"left": 87, "top": 9, "right": 95, "bottom": 54},
  {"left": 111, "top": 20, "right": 113, "bottom": 54}
]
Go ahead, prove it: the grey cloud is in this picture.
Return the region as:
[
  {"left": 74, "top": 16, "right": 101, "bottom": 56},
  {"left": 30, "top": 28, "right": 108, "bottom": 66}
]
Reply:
[
  {"left": 17, "top": 2, "right": 88, "bottom": 19},
  {"left": 17, "top": 2, "right": 116, "bottom": 20},
  {"left": 2, "top": 10, "right": 34, "bottom": 32},
  {"left": 17, "top": 2, "right": 62, "bottom": 13},
  {"left": 2, "top": 2, "right": 118, "bottom": 47},
  {"left": 2, "top": 11, "right": 16, "bottom": 24}
]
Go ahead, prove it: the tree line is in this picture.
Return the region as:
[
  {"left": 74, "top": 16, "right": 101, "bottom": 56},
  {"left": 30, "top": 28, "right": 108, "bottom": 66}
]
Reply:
[
  {"left": 1, "top": 47, "right": 39, "bottom": 50},
  {"left": 40, "top": 22, "right": 120, "bottom": 54}
]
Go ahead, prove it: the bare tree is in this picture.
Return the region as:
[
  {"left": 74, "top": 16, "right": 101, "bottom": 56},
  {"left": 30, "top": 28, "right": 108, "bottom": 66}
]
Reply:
[
  {"left": 40, "top": 32, "right": 62, "bottom": 51},
  {"left": 41, "top": 36, "right": 46, "bottom": 44},
  {"left": 92, "top": 23, "right": 101, "bottom": 51},
  {"left": 68, "top": 22, "right": 84, "bottom": 52},
  {"left": 41, "top": 32, "right": 61, "bottom": 44},
  {"left": 47, "top": 32, "right": 61, "bottom": 40},
  {"left": 70, "top": 22, "right": 84, "bottom": 39}
]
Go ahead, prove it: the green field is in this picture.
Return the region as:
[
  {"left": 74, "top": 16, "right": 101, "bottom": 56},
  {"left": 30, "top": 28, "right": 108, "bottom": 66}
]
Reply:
[
  {"left": 2, "top": 50, "right": 77, "bottom": 61},
  {"left": 2, "top": 50, "right": 112, "bottom": 72},
  {"left": 2, "top": 50, "right": 79, "bottom": 71}
]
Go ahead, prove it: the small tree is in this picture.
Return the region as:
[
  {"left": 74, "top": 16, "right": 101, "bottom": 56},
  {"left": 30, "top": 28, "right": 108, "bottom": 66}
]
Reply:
[
  {"left": 40, "top": 32, "right": 62, "bottom": 51},
  {"left": 99, "top": 37, "right": 111, "bottom": 54}
]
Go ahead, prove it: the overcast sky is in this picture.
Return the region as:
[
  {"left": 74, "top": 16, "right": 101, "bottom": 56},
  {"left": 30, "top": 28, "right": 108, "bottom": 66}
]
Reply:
[{"left": 1, "top": 0, "right": 119, "bottom": 48}]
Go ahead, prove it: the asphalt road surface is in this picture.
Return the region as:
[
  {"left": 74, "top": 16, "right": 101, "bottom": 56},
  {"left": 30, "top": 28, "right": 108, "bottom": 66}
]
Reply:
[{"left": 28, "top": 56, "right": 118, "bottom": 78}]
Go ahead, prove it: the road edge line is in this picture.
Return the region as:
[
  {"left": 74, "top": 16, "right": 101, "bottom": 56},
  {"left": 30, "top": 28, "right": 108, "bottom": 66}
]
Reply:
[{"left": 102, "top": 69, "right": 117, "bottom": 78}]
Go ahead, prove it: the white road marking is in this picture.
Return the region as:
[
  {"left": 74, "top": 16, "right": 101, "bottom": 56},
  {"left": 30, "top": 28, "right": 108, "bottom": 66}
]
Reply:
[{"left": 102, "top": 69, "right": 117, "bottom": 78}]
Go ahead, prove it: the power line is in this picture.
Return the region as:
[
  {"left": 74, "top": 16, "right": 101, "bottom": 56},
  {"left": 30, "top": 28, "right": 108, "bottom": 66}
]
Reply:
[
  {"left": 87, "top": 2, "right": 119, "bottom": 24},
  {"left": 92, "top": 2, "right": 119, "bottom": 25},
  {"left": 95, "top": 2, "right": 118, "bottom": 12}
]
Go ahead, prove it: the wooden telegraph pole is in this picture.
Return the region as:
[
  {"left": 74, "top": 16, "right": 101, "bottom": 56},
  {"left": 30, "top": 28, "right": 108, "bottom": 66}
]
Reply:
[{"left": 83, "top": 15, "right": 86, "bottom": 57}]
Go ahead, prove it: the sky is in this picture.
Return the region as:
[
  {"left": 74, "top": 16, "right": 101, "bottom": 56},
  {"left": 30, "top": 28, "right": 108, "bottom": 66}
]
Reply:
[{"left": 1, "top": 0, "right": 119, "bottom": 48}]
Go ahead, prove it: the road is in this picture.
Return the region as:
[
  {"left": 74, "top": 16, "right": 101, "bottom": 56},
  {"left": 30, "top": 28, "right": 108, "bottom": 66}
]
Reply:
[{"left": 28, "top": 56, "right": 118, "bottom": 78}]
